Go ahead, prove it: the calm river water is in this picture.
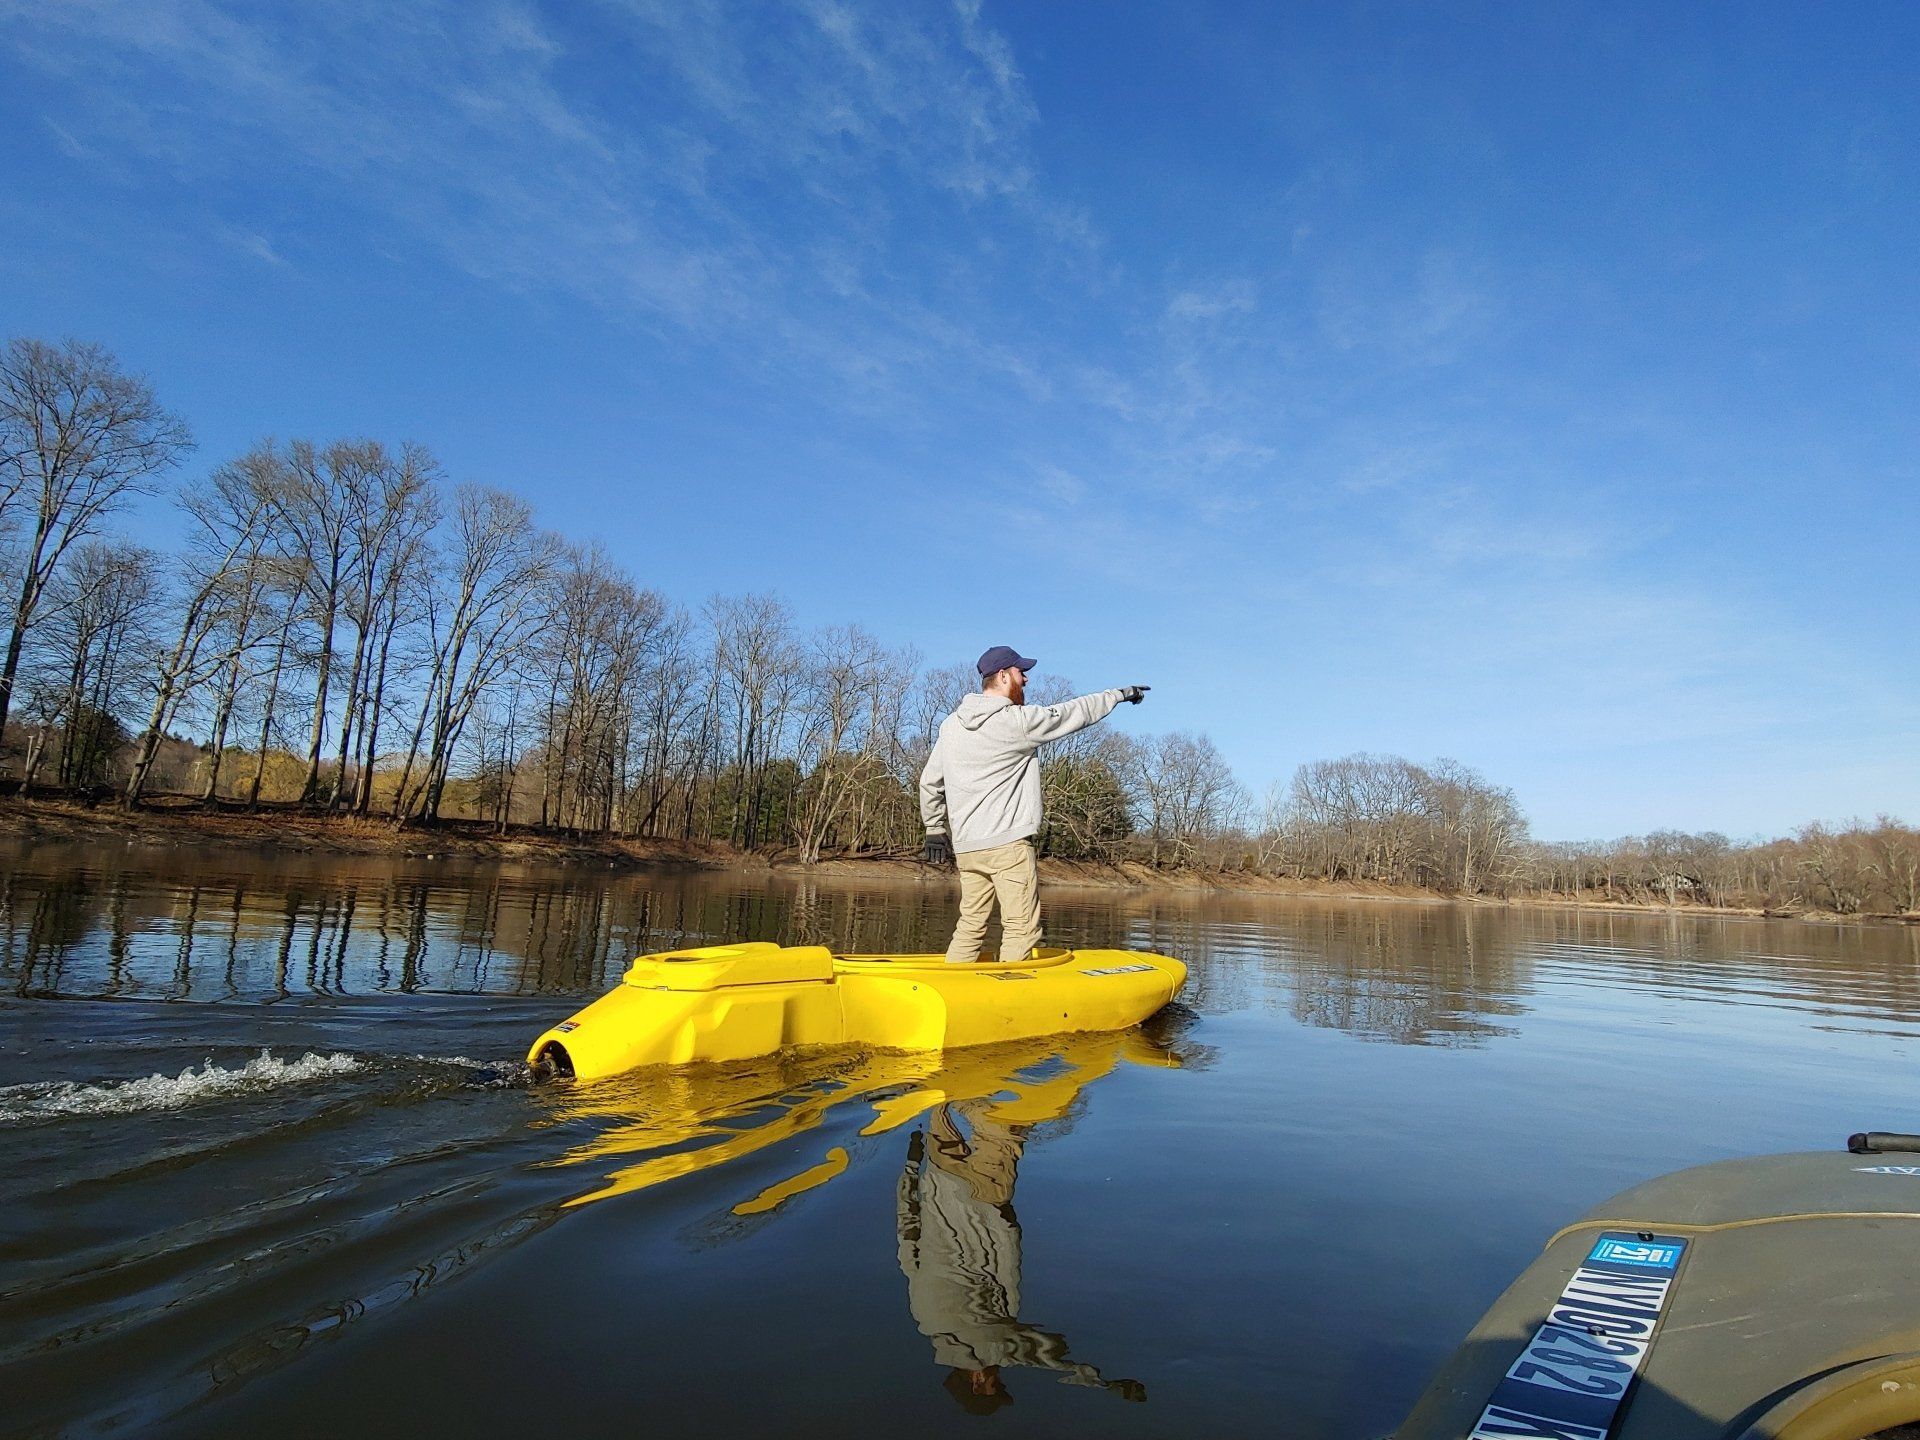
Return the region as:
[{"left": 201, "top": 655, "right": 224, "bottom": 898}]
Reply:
[{"left": 2, "top": 844, "right": 1917, "bottom": 1438}]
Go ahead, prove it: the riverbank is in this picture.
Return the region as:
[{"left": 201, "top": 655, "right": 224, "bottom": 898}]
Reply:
[
  {"left": 2, "top": 795, "right": 1910, "bottom": 926},
  {"left": 0, "top": 794, "right": 743, "bottom": 870}
]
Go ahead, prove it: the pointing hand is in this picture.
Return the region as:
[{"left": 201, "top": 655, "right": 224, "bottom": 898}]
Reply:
[{"left": 1120, "top": 685, "right": 1150, "bottom": 704}]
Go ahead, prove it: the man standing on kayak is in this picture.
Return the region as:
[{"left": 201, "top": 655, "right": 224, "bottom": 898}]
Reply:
[{"left": 920, "top": 646, "right": 1147, "bottom": 965}]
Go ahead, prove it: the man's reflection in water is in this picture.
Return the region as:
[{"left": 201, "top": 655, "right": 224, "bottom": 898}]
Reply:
[{"left": 897, "top": 1097, "right": 1145, "bottom": 1414}]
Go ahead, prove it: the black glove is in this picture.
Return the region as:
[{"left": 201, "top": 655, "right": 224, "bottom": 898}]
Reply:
[
  {"left": 924, "top": 833, "right": 954, "bottom": 866},
  {"left": 1119, "top": 685, "right": 1150, "bottom": 704}
]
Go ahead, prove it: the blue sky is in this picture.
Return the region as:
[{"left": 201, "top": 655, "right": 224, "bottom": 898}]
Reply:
[{"left": 3, "top": 1, "right": 1915, "bottom": 839}]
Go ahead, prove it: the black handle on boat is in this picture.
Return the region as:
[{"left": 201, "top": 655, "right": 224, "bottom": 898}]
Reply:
[{"left": 1847, "top": 1131, "right": 1920, "bottom": 1154}]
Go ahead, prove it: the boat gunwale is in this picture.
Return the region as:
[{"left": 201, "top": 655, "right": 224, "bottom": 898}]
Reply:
[{"left": 832, "top": 945, "right": 1081, "bottom": 974}]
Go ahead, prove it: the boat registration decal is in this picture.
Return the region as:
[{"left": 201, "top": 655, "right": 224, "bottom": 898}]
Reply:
[
  {"left": 1083, "top": 964, "right": 1155, "bottom": 976},
  {"left": 1468, "top": 1229, "right": 1687, "bottom": 1440},
  {"left": 986, "top": 972, "right": 1036, "bottom": 981},
  {"left": 1587, "top": 1237, "right": 1683, "bottom": 1269},
  {"left": 1855, "top": 1165, "right": 1920, "bottom": 1176}
]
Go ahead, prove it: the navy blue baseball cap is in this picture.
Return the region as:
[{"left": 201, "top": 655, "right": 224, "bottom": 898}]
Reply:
[{"left": 976, "top": 645, "right": 1037, "bottom": 676}]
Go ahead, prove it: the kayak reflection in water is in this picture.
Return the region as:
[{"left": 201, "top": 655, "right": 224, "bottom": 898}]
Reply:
[{"left": 897, "top": 1097, "right": 1147, "bottom": 1413}]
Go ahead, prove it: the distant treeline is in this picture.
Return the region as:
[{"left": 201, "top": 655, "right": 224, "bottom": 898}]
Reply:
[
  {"left": 1237, "top": 753, "right": 1917, "bottom": 917},
  {"left": 1, "top": 336, "right": 1913, "bottom": 914}
]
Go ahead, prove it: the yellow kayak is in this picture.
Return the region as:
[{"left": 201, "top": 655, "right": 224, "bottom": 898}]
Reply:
[{"left": 525, "top": 942, "right": 1187, "bottom": 1081}]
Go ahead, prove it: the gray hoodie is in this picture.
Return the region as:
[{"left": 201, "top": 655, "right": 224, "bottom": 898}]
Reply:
[{"left": 919, "top": 690, "right": 1122, "bottom": 854}]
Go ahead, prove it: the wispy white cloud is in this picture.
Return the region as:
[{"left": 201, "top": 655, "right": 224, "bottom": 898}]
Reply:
[
  {"left": 1336, "top": 434, "right": 1456, "bottom": 496},
  {"left": 4, "top": 0, "right": 1078, "bottom": 360},
  {"left": 1030, "top": 463, "right": 1086, "bottom": 506},
  {"left": 1165, "top": 280, "right": 1258, "bottom": 322},
  {"left": 41, "top": 117, "right": 96, "bottom": 162},
  {"left": 7, "top": 0, "right": 1278, "bottom": 524},
  {"left": 219, "top": 226, "right": 288, "bottom": 268},
  {"left": 1316, "top": 247, "right": 1501, "bottom": 366}
]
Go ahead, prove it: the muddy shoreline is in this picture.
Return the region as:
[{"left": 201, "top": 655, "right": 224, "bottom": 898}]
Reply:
[{"left": 2, "top": 795, "right": 1910, "bottom": 927}]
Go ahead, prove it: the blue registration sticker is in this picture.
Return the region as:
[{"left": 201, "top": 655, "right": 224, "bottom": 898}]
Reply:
[
  {"left": 1587, "top": 1237, "right": 1684, "bottom": 1270},
  {"left": 1469, "top": 1230, "right": 1688, "bottom": 1440}
]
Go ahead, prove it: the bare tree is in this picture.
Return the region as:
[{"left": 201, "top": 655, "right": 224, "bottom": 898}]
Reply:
[
  {"left": 1263, "top": 752, "right": 1530, "bottom": 890},
  {"left": 791, "top": 625, "right": 914, "bottom": 862},
  {"left": 1865, "top": 816, "right": 1920, "bottom": 914},
  {"left": 0, "top": 338, "right": 191, "bottom": 746},
  {"left": 351, "top": 520, "right": 437, "bottom": 815},
  {"left": 626, "top": 606, "right": 704, "bottom": 838},
  {"left": 392, "top": 486, "right": 559, "bottom": 825},
  {"left": 1796, "top": 822, "right": 1867, "bottom": 914},
  {"left": 243, "top": 583, "right": 300, "bottom": 809},
  {"left": 1425, "top": 758, "right": 1527, "bottom": 893},
  {"left": 469, "top": 672, "right": 535, "bottom": 833},
  {"left": 1128, "top": 730, "right": 1242, "bottom": 866},
  {"left": 535, "top": 545, "right": 668, "bottom": 834},
  {"left": 201, "top": 562, "right": 297, "bottom": 804},
  {"left": 173, "top": 450, "right": 296, "bottom": 803},
  {"left": 843, "top": 642, "right": 919, "bottom": 852},
  {"left": 15, "top": 682, "right": 65, "bottom": 791},
  {"left": 21, "top": 540, "right": 155, "bottom": 789},
  {"left": 257, "top": 439, "right": 369, "bottom": 804},
  {"left": 1283, "top": 754, "right": 1425, "bottom": 881},
  {"left": 331, "top": 443, "right": 440, "bottom": 810},
  {"left": 1039, "top": 730, "right": 1136, "bottom": 861},
  {"left": 1252, "top": 778, "right": 1300, "bottom": 875},
  {"left": 706, "top": 593, "right": 803, "bottom": 849},
  {"left": 124, "top": 465, "right": 281, "bottom": 806}
]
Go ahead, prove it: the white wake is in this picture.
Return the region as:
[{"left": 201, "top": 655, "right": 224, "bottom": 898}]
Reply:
[{"left": 0, "top": 1050, "right": 365, "bottom": 1123}]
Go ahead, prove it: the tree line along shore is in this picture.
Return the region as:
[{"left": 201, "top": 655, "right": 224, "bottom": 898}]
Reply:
[
  {"left": 1, "top": 335, "right": 1915, "bottom": 923},
  {"left": 2, "top": 795, "right": 1914, "bottom": 928}
]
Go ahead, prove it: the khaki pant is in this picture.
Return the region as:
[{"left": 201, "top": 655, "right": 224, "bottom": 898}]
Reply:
[{"left": 946, "top": 839, "right": 1042, "bottom": 964}]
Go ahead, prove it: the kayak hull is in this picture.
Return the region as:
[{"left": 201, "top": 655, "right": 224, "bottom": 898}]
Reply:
[
  {"left": 527, "top": 943, "right": 1186, "bottom": 1080},
  {"left": 1394, "top": 1150, "right": 1920, "bottom": 1440}
]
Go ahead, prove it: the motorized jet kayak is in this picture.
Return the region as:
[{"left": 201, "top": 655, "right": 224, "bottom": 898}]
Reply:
[
  {"left": 1394, "top": 1134, "right": 1920, "bottom": 1440},
  {"left": 526, "top": 942, "right": 1186, "bottom": 1081}
]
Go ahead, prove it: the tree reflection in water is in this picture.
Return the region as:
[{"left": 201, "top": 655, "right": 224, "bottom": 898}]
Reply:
[{"left": 5, "top": 845, "right": 1914, "bottom": 1040}]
